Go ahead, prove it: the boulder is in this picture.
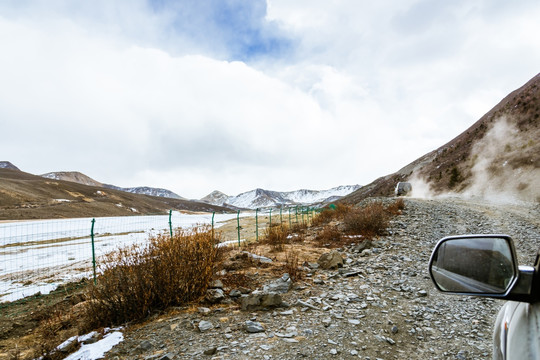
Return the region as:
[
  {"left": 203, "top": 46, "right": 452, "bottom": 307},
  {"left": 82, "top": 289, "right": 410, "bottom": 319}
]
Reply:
[
  {"left": 317, "top": 250, "right": 344, "bottom": 269},
  {"left": 241, "top": 291, "right": 284, "bottom": 311},
  {"left": 263, "top": 273, "right": 292, "bottom": 294}
]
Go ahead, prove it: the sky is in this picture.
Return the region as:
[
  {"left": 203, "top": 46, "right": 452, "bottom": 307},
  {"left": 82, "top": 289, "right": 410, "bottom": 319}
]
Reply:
[{"left": 0, "top": 0, "right": 539, "bottom": 199}]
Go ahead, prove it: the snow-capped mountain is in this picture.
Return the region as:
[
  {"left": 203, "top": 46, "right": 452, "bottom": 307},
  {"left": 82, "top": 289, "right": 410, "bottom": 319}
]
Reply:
[
  {"left": 0, "top": 161, "right": 20, "bottom": 170},
  {"left": 104, "top": 185, "right": 184, "bottom": 200},
  {"left": 200, "top": 185, "right": 360, "bottom": 209}
]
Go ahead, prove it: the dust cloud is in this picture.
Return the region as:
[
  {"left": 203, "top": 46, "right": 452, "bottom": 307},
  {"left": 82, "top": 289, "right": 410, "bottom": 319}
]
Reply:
[{"left": 406, "top": 116, "right": 539, "bottom": 204}]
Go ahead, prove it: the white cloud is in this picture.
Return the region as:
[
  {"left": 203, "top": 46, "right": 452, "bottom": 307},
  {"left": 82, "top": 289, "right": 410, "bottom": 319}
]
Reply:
[{"left": 1, "top": 1, "right": 539, "bottom": 199}]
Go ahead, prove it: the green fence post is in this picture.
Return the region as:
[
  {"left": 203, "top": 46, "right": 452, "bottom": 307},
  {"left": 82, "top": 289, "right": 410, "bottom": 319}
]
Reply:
[
  {"left": 91, "top": 218, "right": 97, "bottom": 285},
  {"left": 237, "top": 210, "right": 241, "bottom": 246},
  {"left": 280, "top": 208, "right": 283, "bottom": 227},
  {"left": 295, "top": 206, "right": 299, "bottom": 223},
  {"left": 301, "top": 207, "right": 305, "bottom": 224},
  {"left": 269, "top": 208, "right": 272, "bottom": 228},
  {"left": 256, "top": 208, "right": 259, "bottom": 242},
  {"left": 212, "top": 211, "right": 215, "bottom": 240},
  {"left": 169, "top": 210, "right": 173, "bottom": 238},
  {"left": 288, "top": 207, "right": 292, "bottom": 228}
]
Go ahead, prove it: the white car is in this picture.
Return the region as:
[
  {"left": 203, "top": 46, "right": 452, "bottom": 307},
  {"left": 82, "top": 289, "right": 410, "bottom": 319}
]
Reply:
[{"left": 429, "top": 234, "right": 540, "bottom": 359}]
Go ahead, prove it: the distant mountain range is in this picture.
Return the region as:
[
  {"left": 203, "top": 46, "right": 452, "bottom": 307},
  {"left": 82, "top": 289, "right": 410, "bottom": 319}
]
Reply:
[
  {"left": 0, "top": 164, "right": 361, "bottom": 215},
  {"left": 201, "top": 185, "right": 361, "bottom": 209}
]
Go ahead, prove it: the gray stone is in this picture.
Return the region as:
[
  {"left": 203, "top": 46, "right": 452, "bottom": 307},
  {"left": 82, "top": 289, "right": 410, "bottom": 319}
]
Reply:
[
  {"left": 317, "top": 250, "right": 344, "bottom": 270},
  {"left": 242, "top": 251, "right": 273, "bottom": 263},
  {"left": 203, "top": 347, "right": 218, "bottom": 355},
  {"left": 198, "top": 320, "right": 214, "bottom": 332},
  {"left": 241, "top": 292, "right": 284, "bottom": 311},
  {"left": 263, "top": 274, "right": 292, "bottom": 294},
  {"left": 206, "top": 288, "right": 225, "bottom": 303},
  {"left": 245, "top": 321, "right": 265, "bottom": 333},
  {"left": 229, "top": 289, "right": 242, "bottom": 297}
]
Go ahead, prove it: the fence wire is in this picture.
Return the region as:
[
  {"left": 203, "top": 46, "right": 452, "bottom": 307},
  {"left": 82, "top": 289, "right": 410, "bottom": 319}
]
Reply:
[{"left": 0, "top": 207, "right": 318, "bottom": 303}]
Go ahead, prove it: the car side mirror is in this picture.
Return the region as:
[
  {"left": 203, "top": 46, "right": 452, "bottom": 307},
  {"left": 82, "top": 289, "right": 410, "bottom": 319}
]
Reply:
[{"left": 429, "top": 235, "right": 519, "bottom": 297}]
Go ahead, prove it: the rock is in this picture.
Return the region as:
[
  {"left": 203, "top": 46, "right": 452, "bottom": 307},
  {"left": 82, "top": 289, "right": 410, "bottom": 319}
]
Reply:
[
  {"left": 391, "top": 325, "right": 399, "bottom": 334},
  {"left": 204, "top": 347, "right": 218, "bottom": 355},
  {"left": 263, "top": 273, "right": 292, "bottom": 293},
  {"left": 138, "top": 340, "right": 153, "bottom": 352},
  {"left": 229, "top": 289, "right": 242, "bottom": 297},
  {"left": 353, "top": 239, "right": 372, "bottom": 252},
  {"left": 198, "top": 307, "right": 211, "bottom": 315},
  {"left": 245, "top": 321, "right": 265, "bottom": 333},
  {"left": 198, "top": 320, "right": 214, "bottom": 332},
  {"left": 206, "top": 288, "right": 225, "bottom": 303},
  {"left": 317, "top": 250, "right": 344, "bottom": 270},
  {"left": 241, "top": 292, "right": 284, "bottom": 311},
  {"left": 242, "top": 251, "right": 273, "bottom": 263}
]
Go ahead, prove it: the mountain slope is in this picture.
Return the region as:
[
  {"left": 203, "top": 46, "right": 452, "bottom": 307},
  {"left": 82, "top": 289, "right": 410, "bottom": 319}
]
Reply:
[
  {"left": 343, "top": 72, "right": 540, "bottom": 204},
  {"left": 0, "top": 161, "right": 20, "bottom": 170},
  {"left": 40, "top": 171, "right": 184, "bottom": 199},
  {"left": 41, "top": 171, "right": 103, "bottom": 187},
  {"left": 0, "top": 168, "right": 230, "bottom": 220}
]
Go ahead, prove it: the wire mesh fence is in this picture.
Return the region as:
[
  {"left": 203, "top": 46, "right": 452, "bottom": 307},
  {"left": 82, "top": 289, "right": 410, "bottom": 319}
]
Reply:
[{"left": 0, "top": 206, "right": 319, "bottom": 303}]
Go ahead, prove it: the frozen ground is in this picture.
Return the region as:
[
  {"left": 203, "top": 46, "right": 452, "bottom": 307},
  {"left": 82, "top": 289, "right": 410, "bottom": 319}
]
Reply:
[{"left": 0, "top": 212, "right": 249, "bottom": 302}]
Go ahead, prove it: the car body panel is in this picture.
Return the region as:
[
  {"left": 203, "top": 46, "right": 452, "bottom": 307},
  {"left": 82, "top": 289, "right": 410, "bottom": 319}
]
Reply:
[{"left": 494, "top": 301, "right": 540, "bottom": 360}]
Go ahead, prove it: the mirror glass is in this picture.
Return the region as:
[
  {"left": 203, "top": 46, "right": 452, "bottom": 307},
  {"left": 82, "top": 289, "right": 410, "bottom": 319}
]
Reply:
[{"left": 430, "top": 237, "right": 515, "bottom": 294}]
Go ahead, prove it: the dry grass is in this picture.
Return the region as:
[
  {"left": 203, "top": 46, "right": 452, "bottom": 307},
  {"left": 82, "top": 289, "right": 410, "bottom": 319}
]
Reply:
[
  {"left": 83, "top": 226, "right": 223, "bottom": 329},
  {"left": 260, "top": 224, "right": 290, "bottom": 252}
]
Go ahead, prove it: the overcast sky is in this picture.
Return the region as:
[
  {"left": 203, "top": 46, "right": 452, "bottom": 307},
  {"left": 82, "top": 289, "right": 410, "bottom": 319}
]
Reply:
[{"left": 1, "top": 0, "right": 539, "bottom": 199}]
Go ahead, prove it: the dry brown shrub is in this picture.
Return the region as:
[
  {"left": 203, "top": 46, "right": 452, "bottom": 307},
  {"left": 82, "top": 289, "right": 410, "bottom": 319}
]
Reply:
[
  {"left": 343, "top": 201, "right": 389, "bottom": 238},
  {"left": 284, "top": 249, "right": 303, "bottom": 282},
  {"left": 261, "top": 224, "right": 290, "bottom": 252},
  {"left": 311, "top": 203, "right": 354, "bottom": 226},
  {"left": 386, "top": 198, "right": 406, "bottom": 215},
  {"left": 315, "top": 224, "right": 342, "bottom": 247},
  {"left": 83, "top": 226, "right": 222, "bottom": 328}
]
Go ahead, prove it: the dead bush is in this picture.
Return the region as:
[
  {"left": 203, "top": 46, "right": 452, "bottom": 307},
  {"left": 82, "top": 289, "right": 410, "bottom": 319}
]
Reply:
[
  {"left": 315, "top": 224, "right": 342, "bottom": 247},
  {"left": 343, "top": 201, "right": 389, "bottom": 238},
  {"left": 261, "top": 224, "right": 290, "bottom": 252},
  {"left": 84, "top": 226, "right": 222, "bottom": 328},
  {"left": 386, "top": 198, "right": 406, "bottom": 215},
  {"left": 284, "top": 249, "right": 303, "bottom": 282},
  {"left": 311, "top": 203, "right": 353, "bottom": 226}
]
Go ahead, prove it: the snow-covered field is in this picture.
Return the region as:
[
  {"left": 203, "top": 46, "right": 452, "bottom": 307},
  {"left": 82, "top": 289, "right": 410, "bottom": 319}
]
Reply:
[{"left": 0, "top": 212, "right": 247, "bottom": 302}]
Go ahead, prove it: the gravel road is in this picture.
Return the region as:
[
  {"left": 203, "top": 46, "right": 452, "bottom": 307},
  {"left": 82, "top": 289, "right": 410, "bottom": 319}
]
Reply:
[{"left": 105, "top": 197, "right": 540, "bottom": 360}]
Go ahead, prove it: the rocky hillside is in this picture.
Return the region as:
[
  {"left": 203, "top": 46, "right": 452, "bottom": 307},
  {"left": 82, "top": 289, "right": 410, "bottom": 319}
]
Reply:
[
  {"left": 202, "top": 185, "right": 361, "bottom": 209},
  {"left": 0, "top": 168, "right": 229, "bottom": 220},
  {"left": 343, "top": 73, "right": 540, "bottom": 204}
]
